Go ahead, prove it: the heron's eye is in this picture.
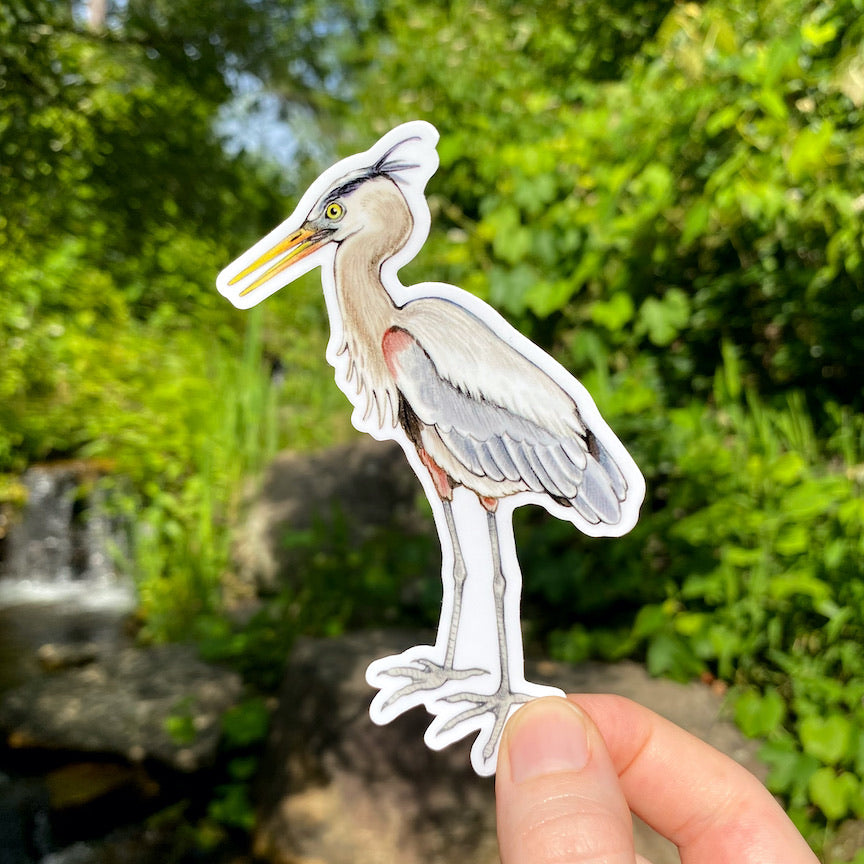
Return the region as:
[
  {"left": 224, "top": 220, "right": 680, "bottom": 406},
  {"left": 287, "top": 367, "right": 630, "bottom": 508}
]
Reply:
[{"left": 325, "top": 202, "right": 344, "bottom": 221}]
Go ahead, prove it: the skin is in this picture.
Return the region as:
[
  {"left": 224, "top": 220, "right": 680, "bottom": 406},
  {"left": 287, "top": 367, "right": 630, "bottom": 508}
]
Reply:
[{"left": 496, "top": 695, "right": 819, "bottom": 864}]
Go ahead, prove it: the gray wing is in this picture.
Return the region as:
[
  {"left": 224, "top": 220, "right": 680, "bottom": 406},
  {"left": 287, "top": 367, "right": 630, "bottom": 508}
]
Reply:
[{"left": 386, "top": 328, "right": 628, "bottom": 526}]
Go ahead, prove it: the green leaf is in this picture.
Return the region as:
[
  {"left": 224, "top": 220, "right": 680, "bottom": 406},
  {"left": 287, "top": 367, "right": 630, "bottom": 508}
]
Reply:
[
  {"left": 681, "top": 200, "right": 711, "bottom": 246},
  {"left": 787, "top": 122, "right": 835, "bottom": 181},
  {"left": 755, "top": 88, "right": 788, "bottom": 120},
  {"left": 630, "top": 604, "right": 669, "bottom": 640},
  {"left": 636, "top": 289, "right": 691, "bottom": 347},
  {"left": 768, "top": 571, "right": 831, "bottom": 604},
  {"left": 734, "top": 689, "right": 786, "bottom": 738},
  {"left": 769, "top": 452, "right": 805, "bottom": 485},
  {"left": 646, "top": 632, "right": 705, "bottom": 681},
  {"left": 488, "top": 264, "right": 538, "bottom": 314},
  {"left": 484, "top": 205, "right": 532, "bottom": 264},
  {"left": 705, "top": 105, "right": 739, "bottom": 136},
  {"left": 524, "top": 279, "right": 578, "bottom": 318},
  {"left": 221, "top": 698, "right": 270, "bottom": 748},
  {"left": 808, "top": 768, "right": 857, "bottom": 821},
  {"left": 208, "top": 783, "right": 255, "bottom": 831},
  {"left": 590, "top": 293, "right": 635, "bottom": 331},
  {"left": 774, "top": 523, "right": 809, "bottom": 556},
  {"left": 760, "top": 740, "right": 820, "bottom": 798},
  {"left": 800, "top": 715, "right": 853, "bottom": 766},
  {"left": 164, "top": 712, "right": 197, "bottom": 746},
  {"left": 801, "top": 19, "right": 838, "bottom": 47}
]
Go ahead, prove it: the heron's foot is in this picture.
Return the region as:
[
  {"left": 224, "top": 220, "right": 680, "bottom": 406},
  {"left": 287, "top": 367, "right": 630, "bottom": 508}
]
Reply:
[
  {"left": 440, "top": 686, "right": 532, "bottom": 761},
  {"left": 379, "top": 659, "right": 487, "bottom": 709}
]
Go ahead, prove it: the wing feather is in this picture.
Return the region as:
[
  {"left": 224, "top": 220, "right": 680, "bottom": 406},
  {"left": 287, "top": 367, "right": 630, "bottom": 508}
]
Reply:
[
  {"left": 500, "top": 434, "right": 544, "bottom": 492},
  {"left": 483, "top": 437, "right": 522, "bottom": 482},
  {"left": 560, "top": 437, "right": 589, "bottom": 472},
  {"left": 535, "top": 444, "right": 580, "bottom": 499},
  {"left": 524, "top": 447, "right": 567, "bottom": 499},
  {"left": 440, "top": 431, "right": 484, "bottom": 478},
  {"left": 544, "top": 444, "right": 585, "bottom": 496},
  {"left": 476, "top": 441, "right": 507, "bottom": 482}
]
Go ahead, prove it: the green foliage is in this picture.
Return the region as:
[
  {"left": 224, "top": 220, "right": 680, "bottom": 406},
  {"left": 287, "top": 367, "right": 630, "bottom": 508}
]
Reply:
[
  {"left": 97, "top": 310, "right": 280, "bottom": 640},
  {"left": 221, "top": 698, "right": 271, "bottom": 749},
  {"left": 164, "top": 698, "right": 198, "bottom": 746},
  {"left": 206, "top": 782, "right": 255, "bottom": 832},
  {"left": 205, "top": 701, "right": 270, "bottom": 834},
  {"left": 612, "top": 375, "right": 864, "bottom": 839},
  {"left": 280, "top": 510, "right": 440, "bottom": 636},
  {"left": 734, "top": 689, "right": 787, "bottom": 739},
  {"left": 195, "top": 512, "right": 440, "bottom": 691}
]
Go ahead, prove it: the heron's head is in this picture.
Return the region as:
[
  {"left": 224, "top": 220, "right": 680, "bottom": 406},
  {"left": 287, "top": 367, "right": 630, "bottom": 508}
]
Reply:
[
  {"left": 301, "top": 172, "right": 414, "bottom": 252},
  {"left": 217, "top": 122, "right": 438, "bottom": 309}
]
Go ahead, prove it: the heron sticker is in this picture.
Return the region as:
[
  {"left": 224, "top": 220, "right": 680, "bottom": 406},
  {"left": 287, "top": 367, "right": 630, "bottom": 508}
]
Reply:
[{"left": 217, "top": 121, "right": 645, "bottom": 776}]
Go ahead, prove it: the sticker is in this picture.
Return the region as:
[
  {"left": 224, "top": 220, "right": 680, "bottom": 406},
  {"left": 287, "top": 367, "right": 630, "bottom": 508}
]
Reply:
[{"left": 217, "top": 122, "right": 645, "bottom": 776}]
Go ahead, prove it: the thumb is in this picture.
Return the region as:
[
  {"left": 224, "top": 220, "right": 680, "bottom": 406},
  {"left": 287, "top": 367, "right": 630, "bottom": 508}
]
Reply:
[{"left": 496, "top": 696, "right": 637, "bottom": 864}]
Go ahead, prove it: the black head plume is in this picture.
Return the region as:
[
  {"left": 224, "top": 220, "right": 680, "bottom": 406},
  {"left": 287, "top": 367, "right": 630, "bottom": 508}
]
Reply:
[{"left": 323, "top": 136, "right": 422, "bottom": 205}]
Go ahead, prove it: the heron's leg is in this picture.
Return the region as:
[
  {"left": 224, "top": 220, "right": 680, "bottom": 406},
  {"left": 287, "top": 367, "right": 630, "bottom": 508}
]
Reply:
[
  {"left": 487, "top": 509, "right": 511, "bottom": 692},
  {"left": 439, "top": 509, "right": 530, "bottom": 761},
  {"left": 442, "top": 497, "right": 466, "bottom": 670},
  {"left": 377, "top": 497, "right": 485, "bottom": 707}
]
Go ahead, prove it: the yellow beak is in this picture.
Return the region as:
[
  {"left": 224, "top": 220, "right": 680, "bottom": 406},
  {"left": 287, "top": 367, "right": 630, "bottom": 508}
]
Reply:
[{"left": 229, "top": 226, "right": 330, "bottom": 297}]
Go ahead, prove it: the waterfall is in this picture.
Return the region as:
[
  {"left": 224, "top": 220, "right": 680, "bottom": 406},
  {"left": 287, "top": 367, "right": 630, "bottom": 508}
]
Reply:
[{"left": 0, "top": 465, "right": 134, "bottom": 611}]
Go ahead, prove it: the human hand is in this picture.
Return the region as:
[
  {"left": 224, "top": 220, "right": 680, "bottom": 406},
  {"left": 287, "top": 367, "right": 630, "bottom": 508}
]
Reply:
[{"left": 496, "top": 695, "right": 818, "bottom": 864}]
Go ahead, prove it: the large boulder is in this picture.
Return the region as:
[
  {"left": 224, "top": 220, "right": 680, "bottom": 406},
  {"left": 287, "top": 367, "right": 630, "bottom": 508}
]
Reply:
[
  {"left": 0, "top": 644, "right": 241, "bottom": 772},
  {"left": 233, "top": 439, "right": 421, "bottom": 593},
  {"left": 253, "top": 630, "right": 763, "bottom": 864}
]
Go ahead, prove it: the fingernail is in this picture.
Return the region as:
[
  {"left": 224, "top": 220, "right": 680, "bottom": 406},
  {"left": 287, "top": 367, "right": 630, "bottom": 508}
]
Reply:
[{"left": 507, "top": 697, "right": 590, "bottom": 783}]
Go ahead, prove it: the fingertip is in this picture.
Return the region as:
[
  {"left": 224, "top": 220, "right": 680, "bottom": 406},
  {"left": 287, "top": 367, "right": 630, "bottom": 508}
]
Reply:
[
  {"left": 496, "top": 697, "right": 634, "bottom": 864},
  {"left": 501, "top": 696, "right": 591, "bottom": 783}
]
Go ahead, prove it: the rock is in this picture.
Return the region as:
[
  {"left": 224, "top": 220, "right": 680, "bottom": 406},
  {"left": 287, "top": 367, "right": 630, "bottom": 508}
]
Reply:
[
  {"left": 35, "top": 818, "right": 241, "bottom": 864},
  {"left": 45, "top": 762, "right": 153, "bottom": 811},
  {"left": 0, "top": 773, "right": 53, "bottom": 864},
  {"left": 37, "top": 643, "right": 102, "bottom": 673},
  {"left": 0, "top": 645, "right": 241, "bottom": 771},
  {"left": 253, "top": 631, "right": 764, "bottom": 864},
  {"left": 233, "top": 440, "right": 420, "bottom": 593}
]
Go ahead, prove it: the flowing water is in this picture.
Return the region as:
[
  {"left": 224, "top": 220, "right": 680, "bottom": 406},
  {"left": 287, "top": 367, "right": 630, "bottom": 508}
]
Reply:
[
  {"left": 0, "top": 465, "right": 134, "bottom": 613},
  {"left": 0, "top": 467, "right": 240, "bottom": 863},
  {"left": 0, "top": 465, "right": 136, "bottom": 864},
  {"left": 0, "top": 464, "right": 135, "bottom": 694}
]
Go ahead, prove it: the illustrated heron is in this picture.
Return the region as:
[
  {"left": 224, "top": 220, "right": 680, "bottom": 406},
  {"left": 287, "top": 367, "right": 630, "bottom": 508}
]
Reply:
[{"left": 217, "top": 122, "right": 644, "bottom": 775}]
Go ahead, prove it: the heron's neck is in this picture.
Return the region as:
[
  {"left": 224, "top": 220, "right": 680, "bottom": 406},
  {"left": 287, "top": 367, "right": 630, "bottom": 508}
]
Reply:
[{"left": 332, "top": 235, "right": 400, "bottom": 427}]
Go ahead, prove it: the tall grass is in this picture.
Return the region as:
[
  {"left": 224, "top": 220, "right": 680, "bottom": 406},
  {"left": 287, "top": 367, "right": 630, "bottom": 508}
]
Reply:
[{"left": 129, "top": 308, "right": 278, "bottom": 641}]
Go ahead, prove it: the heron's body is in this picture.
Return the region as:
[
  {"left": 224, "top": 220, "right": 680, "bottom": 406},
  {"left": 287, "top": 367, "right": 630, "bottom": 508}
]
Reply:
[
  {"left": 217, "top": 123, "right": 644, "bottom": 775},
  {"left": 329, "top": 176, "right": 628, "bottom": 524}
]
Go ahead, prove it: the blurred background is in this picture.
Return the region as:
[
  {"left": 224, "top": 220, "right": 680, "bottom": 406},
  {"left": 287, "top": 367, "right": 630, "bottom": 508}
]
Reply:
[{"left": 1, "top": 0, "right": 863, "bottom": 861}]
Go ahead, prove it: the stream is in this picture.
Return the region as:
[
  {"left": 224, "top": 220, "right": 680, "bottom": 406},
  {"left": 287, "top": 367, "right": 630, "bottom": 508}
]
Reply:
[
  {"left": 0, "top": 464, "right": 135, "bottom": 692},
  {"left": 0, "top": 465, "right": 138, "bottom": 864},
  {"left": 0, "top": 465, "right": 255, "bottom": 864}
]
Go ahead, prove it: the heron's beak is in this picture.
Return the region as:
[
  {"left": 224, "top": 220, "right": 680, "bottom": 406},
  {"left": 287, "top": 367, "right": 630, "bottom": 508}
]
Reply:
[{"left": 228, "top": 225, "right": 331, "bottom": 297}]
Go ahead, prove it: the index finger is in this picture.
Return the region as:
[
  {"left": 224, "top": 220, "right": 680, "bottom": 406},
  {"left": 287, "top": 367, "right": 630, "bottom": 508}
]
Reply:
[{"left": 570, "top": 694, "right": 818, "bottom": 864}]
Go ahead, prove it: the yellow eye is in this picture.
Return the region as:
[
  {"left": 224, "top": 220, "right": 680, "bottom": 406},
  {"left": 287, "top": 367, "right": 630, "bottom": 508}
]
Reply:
[{"left": 325, "top": 202, "right": 344, "bottom": 220}]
